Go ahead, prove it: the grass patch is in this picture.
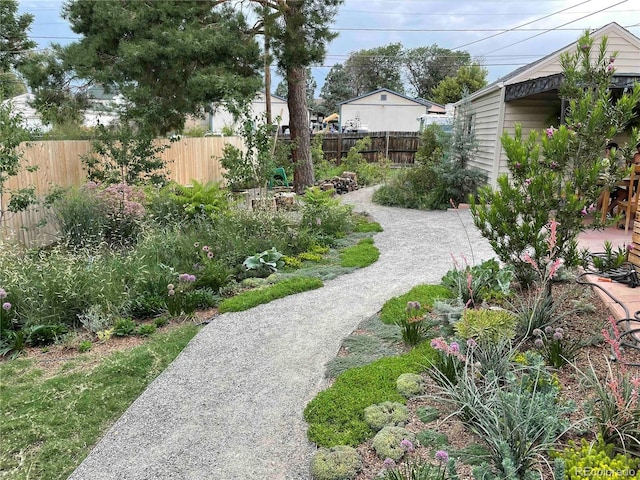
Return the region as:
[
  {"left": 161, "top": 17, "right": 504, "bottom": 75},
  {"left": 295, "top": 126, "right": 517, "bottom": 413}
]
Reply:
[
  {"left": 0, "top": 323, "right": 200, "bottom": 480},
  {"left": 218, "top": 277, "right": 323, "bottom": 313},
  {"left": 354, "top": 218, "right": 383, "bottom": 233},
  {"left": 304, "top": 341, "right": 436, "bottom": 447},
  {"left": 339, "top": 238, "right": 380, "bottom": 268},
  {"left": 379, "top": 284, "right": 452, "bottom": 325}
]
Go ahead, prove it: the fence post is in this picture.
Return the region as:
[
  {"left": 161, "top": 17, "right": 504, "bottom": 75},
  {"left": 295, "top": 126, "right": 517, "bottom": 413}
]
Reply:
[
  {"left": 337, "top": 133, "right": 342, "bottom": 164},
  {"left": 385, "top": 131, "right": 390, "bottom": 158}
]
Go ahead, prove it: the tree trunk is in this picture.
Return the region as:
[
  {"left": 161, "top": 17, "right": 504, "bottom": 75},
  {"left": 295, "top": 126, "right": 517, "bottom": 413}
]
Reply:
[{"left": 287, "top": 65, "right": 314, "bottom": 193}]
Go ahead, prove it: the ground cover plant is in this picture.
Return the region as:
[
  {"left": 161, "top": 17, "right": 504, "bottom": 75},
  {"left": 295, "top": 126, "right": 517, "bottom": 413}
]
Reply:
[{"left": 0, "top": 322, "right": 200, "bottom": 480}]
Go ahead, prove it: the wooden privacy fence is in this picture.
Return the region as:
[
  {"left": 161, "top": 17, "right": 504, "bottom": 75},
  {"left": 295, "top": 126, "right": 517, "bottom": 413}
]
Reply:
[
  {"left": 1, "top": 136, "right": 242, "bottom": 247},
  {"left": 316, "top": 131, "right": 420, "bottom": 165}
]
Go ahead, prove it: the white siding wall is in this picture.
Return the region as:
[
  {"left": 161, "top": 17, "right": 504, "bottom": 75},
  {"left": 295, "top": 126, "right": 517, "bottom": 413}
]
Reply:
[
  {"left": 202, "top": 94, "right": 292, "bottom": 134},
  {"left": 464, "top": 88, "right": 504, "bottom": 185},
  {"left": 340, "top": 92, "right": 427, "bottom": 132}
]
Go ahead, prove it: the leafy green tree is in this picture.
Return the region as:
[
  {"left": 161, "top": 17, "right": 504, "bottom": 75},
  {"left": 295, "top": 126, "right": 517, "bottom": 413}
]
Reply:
[
  {"left": 18, "top": 47, "right": 89, "bottom": 127},
  {"left": 431, "top": 63, "right": 488, "bottom": 105},
  {"left": 404, "top": 45, "right": 471, "bottom": 100},
  {"left": 319, "top": 63, "right": 354, "bottom": 114},
  {"left": 0, "top": 0, "right": 36, "bottom": 72},
  {"left": 61, "top": 0, "right": 263, "bottom": 135},
  {"left": 471, "top": 32, "right": 640, "bottom": 284},
  {"left": 81, "top": 124, "right": 174, "bottom": 186},
  {"left": 0, "top": 97, "right": 37, "bottom": 226},
  {"left": 344, "top": 43, "right": 405, "bottom": 95},
  {"left": 0, "top": 71, "right": 26, "bottom": 100}
]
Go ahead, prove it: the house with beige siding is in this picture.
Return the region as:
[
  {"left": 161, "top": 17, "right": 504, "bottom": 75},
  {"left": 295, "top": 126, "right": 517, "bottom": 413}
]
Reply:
[
  {"left": 456, "top": 22, "right": 640, "bottom": 187},
  {"left": 338, "top": 88, "right": 446, "bottom": 133}
]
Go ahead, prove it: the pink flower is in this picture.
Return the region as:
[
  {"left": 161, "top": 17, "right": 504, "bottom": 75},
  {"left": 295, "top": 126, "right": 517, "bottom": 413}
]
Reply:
[
  {"left": 546, "top": 127, "right": 555, "bottom": 138},
  {"left": 466, "top": 338, "right": 477, "bottom": 348},
  {"left": 0, "top": 288, "right": 6, "bottom": 299},
  {"left": 435, "top": 450, "right": 449, "bottom": 463},
  {"left": 580, "top": 208, "right": 587, "bottom": 216},
  {"left": 383, "top": 458, "right": 396, "bottom": 468},
  {"left": 207, "top": 251, "right": 214, "bottom": 258},
  {"left": 167, "top": 289, "right": 175, "bottom": 297},
  {"left": 524, "top": 178, "right": 532, "bottom": 186},
  {"left": 449, "top": 342, "right": 460, "bottom": 354},
  {"left": 400, "top": 438, "right": 415, "bottom": 452},
  {"left": 607, "top": 64, "right": 614, "bottom": 72},
  {"left": 628, "top": 244, "right": 635, "bottom": 251},
  {"left": 3, "top": 302, "right": 12, "bottom": 310},
  {"left": 534, "top": 338, "right": 544, "bottom": 348},
  {"left": 202, "top": 246, "right": 210, "bottom": 252}
]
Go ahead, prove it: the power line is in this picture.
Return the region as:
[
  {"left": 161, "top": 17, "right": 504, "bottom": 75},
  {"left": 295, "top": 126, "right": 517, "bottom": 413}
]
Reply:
[
  {"left": 481, "top": 0, "right": 629, "bottom": 55},
  {"left": 450, "top": 0, "right": 592, "bottom": 50}
]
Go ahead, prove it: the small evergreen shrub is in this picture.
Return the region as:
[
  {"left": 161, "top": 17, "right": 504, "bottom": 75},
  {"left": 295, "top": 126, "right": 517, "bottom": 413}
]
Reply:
[
  {"left": 311, "top": 446, "right": 362, "bottom": 480},
  {"left": 396, "top": 373, "right": 426, "bottom": 398},
  {"left": 554, "top": 437, "right": 640, "bottom": 480},
  {"left": 454, "top": 308, "right": 517, "bottom": 343},
  {"left": 372, "top": 427, "right": 416, "bottom": 461},
  {"left": 113, "top": 318, "right": 137, "bottom": 337},
  {"left": 136, "top": 324, "right": 157, "bottom": 337},
  {"left": 363, "top": 402, "right": 409, "bottom": 431}
]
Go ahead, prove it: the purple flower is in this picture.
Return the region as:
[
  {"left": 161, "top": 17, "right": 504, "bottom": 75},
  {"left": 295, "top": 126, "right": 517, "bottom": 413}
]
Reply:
[
  {"left": 524, "top": 178, "right": 532, "bottom": 186},
  {"left": 167, "top": 289, "right": 175, "bottom": 297},
  {"left": 435, "top": 450, "right": 449, "bottom": 463},
  {"left": 546, "top": 127, "right": 555, "bottom": 138},
  {"left": 207, "top": 251, "right": 214, "bottom": 259},
  {"left": 202, "top": 245, "right": 210, "bottom": 252},
  {"left": 628, "top": 244, "right": 635, "bottom": 251},
  {"left": 580, "top": 208, "right": 587, "bottom": 216},
  {"left": 607, "top": 64, "right": 614, "bottom": 72},
  {"left": 553, "top": 331, "right": 563, "bottom": 340},
  {"left": 515, "top": 162, "right": 522, "bottom": 169},
  {"left": 545, "top": 326, "right": 554, "bottom": 335},
  {"left": 400, "top": 438, "right": 414, "bottom": 452},
  {"left": 532, "top": 328, "right": 542, "bottom": 337},
  {"left": 551, "top": 161, "right": 559, "bottom": 169},
  {"left": 449, "top": 342, "right": 460, "bottom": 354},
  {"left": 581, "top": 44, "right": 589, "bottom": 51},
  {"left": 534, "top": 338, "right": 544, "bottom": 348},
  {"left": 466, "top": 338, "right": 477, "bottom": 348},
  {"left": 2, "top": 302, "right": 11, "bottom": 311},
  {"left": 0, "top": 288, "right": 6, "bottom": 299},
  {"left": 383, "top": 458, "right": 396, "bottom": 468},
  {"left": 188, "top": 274, "right": 196, "bottom": 282}
]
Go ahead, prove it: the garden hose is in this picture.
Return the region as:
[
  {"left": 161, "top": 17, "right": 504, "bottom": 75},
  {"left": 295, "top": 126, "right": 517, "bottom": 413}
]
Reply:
[{"left": 576, "top": 262, "right": 640, "bottom": 367}]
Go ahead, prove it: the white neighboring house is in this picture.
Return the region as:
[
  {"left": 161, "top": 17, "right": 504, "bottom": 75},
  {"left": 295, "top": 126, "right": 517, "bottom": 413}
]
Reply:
[
  {"left": 187, "top": 93, "right": 294, "bottom": 134},
  {"left": 337, "top": 88, "right": 447, "bottom": 133},
  {"left": 2, "top": 93, "right": 47, "bottom": 131},
  {"left": 455, "top": 22, "right": 640, "bottom": 187},
  {"left": 2, "top": 86, "right": 123, "bottom": 131}
]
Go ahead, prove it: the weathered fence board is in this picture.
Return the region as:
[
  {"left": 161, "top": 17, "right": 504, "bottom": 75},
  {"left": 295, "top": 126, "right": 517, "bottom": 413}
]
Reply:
[
  {"left": 314, "top": 131, "right": 420, "bottom": 165},
  {"left": 1, "top": 136, "right": 242, "bottom": 246}
]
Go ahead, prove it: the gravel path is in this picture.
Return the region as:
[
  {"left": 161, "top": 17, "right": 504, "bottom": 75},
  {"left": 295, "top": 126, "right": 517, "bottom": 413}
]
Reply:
[{"left": 68, "top": 187, "right": 495, "bottom": 480}]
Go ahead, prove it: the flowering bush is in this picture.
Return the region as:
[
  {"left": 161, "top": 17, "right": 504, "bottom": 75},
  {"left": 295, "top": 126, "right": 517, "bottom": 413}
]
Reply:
[
  {"left": 165, "top": 273, "right": 199, "bottom": 317},
  {"left": 471, "top": 31, "right": 640, "bottom": 285}
]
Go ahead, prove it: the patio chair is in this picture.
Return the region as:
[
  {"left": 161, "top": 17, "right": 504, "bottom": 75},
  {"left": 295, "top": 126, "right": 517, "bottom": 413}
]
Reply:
[{"left": 617, "top": 164, "right": 640, "bottom": 233}]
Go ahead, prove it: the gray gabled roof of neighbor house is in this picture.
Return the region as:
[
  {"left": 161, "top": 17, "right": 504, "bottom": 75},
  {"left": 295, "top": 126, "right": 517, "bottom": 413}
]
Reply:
[
  {"left": 457, "top": 22, "right": 640, "bottom": 105},
  {"left": 337, "top": 88, "right": 439, "bottom": 107}
]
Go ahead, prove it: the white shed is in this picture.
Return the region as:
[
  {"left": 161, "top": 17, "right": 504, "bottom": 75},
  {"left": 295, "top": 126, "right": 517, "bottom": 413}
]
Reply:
[{"left": 338, "top": 88, "right": 446, "bottom": 133}]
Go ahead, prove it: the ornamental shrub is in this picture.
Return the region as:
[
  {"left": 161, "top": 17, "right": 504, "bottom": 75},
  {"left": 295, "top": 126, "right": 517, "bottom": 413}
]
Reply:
[
  {"left": 471, "top": 31, "right": 640, "bottom": 285},
  {"left": 311, "top": 446, "right": 362, "bottom": 480},
  {"left": 454, "top": 308, "right": 517, "bottom": 343},
  {"left": 555, "top": 437, "right": 640, "bottom": 480},
  {"left": 363, "top": 402, "right": 409, "bottom": 431},
  {"left": 396, "top": 373, "right": 426, "bottom": 398},
  {"left": 371, "top": 427, "right": 416, "bottom": 461}
]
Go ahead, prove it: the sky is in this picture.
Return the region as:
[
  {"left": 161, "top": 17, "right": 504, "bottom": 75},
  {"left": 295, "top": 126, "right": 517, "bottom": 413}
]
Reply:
[{"left": 17, "top": 0, "right": 640, "bottom": 96}]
